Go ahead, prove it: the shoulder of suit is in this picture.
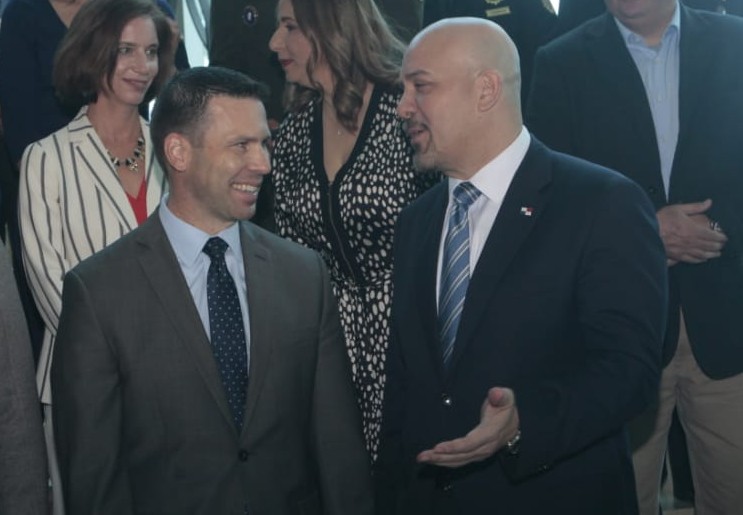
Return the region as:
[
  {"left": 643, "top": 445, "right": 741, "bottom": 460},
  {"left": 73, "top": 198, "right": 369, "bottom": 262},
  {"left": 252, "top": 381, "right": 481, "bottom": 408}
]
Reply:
[
  {"left": 549, "top": 148, "right": 642, "bottom": 194},
  {"left": 240, "top": 221, "right": 320, "bottom": 261},
  {"left": 685, "top": 5, "right": 743, "bottom": 32},
  {"left": 398, "top": 179, "right": 447, "bottom": 220},
  {"left": 541, "top": 12, "right": 610, "bottom": 53},
  {"left": 29, "top": 119, "right": 76, "bottom": 151},
  {"left": 1, "top": 0, "right": 37, "bottom": 19},
  {"left": 68, "top": 220, "right": 154, "bottom": 283}
]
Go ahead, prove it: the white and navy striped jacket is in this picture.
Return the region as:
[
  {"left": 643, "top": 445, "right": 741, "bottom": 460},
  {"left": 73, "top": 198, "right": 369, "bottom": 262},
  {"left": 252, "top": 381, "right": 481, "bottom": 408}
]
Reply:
[{"left": 19, "top": 106, "right": 166, "bottom": 404}]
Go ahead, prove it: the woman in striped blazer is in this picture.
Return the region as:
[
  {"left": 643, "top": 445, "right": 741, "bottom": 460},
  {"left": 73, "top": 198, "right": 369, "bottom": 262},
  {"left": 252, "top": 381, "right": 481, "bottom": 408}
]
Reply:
[{"left": 18, "top": 1, "right": 174, "bottom": 511}]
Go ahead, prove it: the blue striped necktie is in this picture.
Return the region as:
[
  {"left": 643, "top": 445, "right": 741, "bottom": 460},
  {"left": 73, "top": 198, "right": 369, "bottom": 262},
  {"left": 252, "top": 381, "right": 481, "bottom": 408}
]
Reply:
[
  {"left": 203, "top": 237, "right": 248, "bottom": 430},
  {"left": 439, "top": 182, "right": 481, "bottom": 367}
]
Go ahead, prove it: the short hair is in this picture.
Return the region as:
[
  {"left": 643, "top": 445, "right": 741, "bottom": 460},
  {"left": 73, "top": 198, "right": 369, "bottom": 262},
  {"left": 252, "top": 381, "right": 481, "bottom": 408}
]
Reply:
[
  {"left": 53, "top": 0, "right": 173, "bottom": 110},
  {"left": 286, "top": 0, "right": 406, "bottom": 132},
  {"left": 150, "top": 66, "right": 269, "bottom": 174}
]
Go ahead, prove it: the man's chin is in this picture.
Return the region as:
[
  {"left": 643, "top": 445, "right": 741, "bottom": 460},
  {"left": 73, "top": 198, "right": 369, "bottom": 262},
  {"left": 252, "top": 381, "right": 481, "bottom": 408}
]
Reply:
[{"left": 413, "top": 153, "right": 438, "bottom": 174}]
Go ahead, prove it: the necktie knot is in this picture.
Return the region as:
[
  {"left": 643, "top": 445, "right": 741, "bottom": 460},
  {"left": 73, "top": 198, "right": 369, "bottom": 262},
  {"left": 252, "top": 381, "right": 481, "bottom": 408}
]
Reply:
[
  {"left": 203, "top": 237, "right": 229, "bottom": 261},
  {"left": 453, "top": 182, "right": 481, "bottom": 210}
]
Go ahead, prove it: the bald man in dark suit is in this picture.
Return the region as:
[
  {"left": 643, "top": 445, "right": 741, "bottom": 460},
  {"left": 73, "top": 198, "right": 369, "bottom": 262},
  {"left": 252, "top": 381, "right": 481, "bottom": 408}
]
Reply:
[{"left": 376, "top": 18, "right": 666, "bottom": 515}]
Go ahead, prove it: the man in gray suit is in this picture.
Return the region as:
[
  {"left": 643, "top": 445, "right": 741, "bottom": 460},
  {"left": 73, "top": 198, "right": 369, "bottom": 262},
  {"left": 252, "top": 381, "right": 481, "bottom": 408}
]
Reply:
[
  {"left": 51, "top": 67, "right": 373, "bottom": 515},
  {"left": 0, "top": 239, "right": 47, "bottom": 515}
]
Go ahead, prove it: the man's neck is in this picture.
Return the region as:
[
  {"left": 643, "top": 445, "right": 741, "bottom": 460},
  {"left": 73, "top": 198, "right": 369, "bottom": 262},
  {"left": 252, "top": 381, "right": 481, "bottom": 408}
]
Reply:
[{"left": 624, "top": 2, "right": 677, "bottom": 46}]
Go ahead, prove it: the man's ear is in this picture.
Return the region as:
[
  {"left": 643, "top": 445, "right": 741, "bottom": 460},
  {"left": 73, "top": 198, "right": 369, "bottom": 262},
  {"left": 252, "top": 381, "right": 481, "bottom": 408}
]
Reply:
[
  {"left": 163, "top": 133, "right": 191, "bottom": 174},
  {"left": 477, "top": 69, "right": 502, "bottom": 112}
]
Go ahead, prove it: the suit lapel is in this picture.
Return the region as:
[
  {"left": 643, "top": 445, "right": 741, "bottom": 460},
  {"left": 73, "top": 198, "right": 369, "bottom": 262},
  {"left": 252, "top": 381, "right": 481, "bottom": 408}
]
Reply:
[
  {"left": 239, "top": 223, "right": 274, "bottom": 439},
  {"left": 585, "top": 14, "right": 659, "bottom": 161},
  {"left": 68, "top": 107, "right": 165, "bottom": 231},
  {"left": 415, "top": 185, "right": 450, "bottom": 382},
  {"left": 135, "top": 215, "right": 236, "bottom": 430},
  {"left": 676, "top": 7, "right": 710, "bottom": 155},
  {"left": 449, "top": 140, "right": 553, "bottom": 370},
  {"left": 68, "top": 109, "right": 137, "bottom": 231}
]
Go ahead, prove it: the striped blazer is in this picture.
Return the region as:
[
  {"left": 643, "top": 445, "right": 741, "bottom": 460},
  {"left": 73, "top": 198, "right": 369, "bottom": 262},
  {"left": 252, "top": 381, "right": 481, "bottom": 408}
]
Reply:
[{"left": 19, "top": 106, "right": 166, "bottom": 404}]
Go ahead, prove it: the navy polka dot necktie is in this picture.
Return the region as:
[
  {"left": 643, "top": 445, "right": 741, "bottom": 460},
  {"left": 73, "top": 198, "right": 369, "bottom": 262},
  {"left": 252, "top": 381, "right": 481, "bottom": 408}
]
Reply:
[{"left": 203, "top": 237, "right": 248, "bottom": 430}]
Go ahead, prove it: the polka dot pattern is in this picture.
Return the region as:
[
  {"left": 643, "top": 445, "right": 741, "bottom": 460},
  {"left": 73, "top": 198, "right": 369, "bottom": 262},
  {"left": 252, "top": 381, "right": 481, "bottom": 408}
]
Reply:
[
  {"left": 272, "top": 86, "right": 439, "bottom": 459},
  {"left": 203, "top": 237, "right": 248, "bottom": 430}
]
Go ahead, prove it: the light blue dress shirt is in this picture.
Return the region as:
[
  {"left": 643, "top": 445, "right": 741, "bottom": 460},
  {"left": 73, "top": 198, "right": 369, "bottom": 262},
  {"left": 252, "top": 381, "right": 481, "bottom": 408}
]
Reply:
[
  {"left": 159, "top": 195, "right": 251, "bottom": 369},
  {"left": 615, "top": 3, "right": 681, "bottom": 196}
]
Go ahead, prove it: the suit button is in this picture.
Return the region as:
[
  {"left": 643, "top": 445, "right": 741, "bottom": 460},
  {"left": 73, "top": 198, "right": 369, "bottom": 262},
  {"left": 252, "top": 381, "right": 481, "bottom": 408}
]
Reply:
[
  {"left": 442, "top": 482, "right": 453, "bottom": 492},
  {"left": 238, "top": 450, "right": 249, "bottom": 462},
  {"left": 647, "top": 186, "right": 657, "bottom": 195},
  {"left": 441, "top": 394, "right": 453, "bottom": 407}
]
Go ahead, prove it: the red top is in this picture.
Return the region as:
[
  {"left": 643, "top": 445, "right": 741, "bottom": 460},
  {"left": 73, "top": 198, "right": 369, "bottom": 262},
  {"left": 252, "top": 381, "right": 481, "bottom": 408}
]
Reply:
[{"left": 126, "top": 180, "right": 148, "bottom": 226}]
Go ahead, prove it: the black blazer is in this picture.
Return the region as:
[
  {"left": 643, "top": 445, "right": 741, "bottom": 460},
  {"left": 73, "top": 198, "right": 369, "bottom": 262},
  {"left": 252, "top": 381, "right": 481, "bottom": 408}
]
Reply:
[
  {"left": 376, "top": 139, "right": 667, "bottom": 514},
  {"left": 527, "top": 7, "right": 743, "bottom": 379}
]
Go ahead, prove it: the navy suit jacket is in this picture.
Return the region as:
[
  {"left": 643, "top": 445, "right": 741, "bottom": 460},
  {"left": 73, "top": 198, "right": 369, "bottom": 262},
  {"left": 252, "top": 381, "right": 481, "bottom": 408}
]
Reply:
[
  {"left": 528, "top": 7, "right": 743, "bottom": 378},
  {"left": 376, "top": 138, "right": 667, "bottom": 514}
]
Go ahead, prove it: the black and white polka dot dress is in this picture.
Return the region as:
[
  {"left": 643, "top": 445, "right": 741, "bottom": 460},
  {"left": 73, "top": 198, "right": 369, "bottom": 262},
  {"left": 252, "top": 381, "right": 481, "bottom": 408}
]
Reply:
[{"left": 272, "top": 85, "right": 438, "bottom": 458}]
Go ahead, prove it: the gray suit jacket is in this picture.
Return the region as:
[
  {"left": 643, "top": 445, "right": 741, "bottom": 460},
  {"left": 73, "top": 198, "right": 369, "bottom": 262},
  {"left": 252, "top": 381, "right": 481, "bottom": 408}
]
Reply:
[
  {"left": 51, "top": 214, "right": 373, "bottom": 515},
  {"left": 0, "top": 240, "right": 47, "bottom": 515}
]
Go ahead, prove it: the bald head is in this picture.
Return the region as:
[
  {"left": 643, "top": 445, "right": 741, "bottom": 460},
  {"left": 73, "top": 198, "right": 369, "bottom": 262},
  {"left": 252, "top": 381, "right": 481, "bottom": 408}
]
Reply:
[
  {"left": 398, "top": 18, "right": 524, "bottom": 179},
  {"left": 411, "top": 18, "right": 521, "bottom": 106}
]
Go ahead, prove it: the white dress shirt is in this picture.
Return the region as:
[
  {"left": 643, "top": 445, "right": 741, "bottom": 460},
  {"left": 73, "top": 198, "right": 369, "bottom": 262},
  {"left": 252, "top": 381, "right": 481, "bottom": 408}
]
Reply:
[{"left": 436, "top": 127, "right": 531, "bottom": 308}]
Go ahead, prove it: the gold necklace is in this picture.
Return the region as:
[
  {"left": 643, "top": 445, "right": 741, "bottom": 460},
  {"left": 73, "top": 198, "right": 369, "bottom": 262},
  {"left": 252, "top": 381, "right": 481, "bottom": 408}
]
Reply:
[{"left": 108, "top": 136, "right": 145, "bottom": 172}]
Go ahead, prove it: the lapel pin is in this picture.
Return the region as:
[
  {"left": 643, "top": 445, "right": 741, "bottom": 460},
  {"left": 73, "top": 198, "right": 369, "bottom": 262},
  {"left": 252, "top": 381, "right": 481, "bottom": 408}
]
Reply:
[
  {"left": 520, "top": 207, "right": 534, "bottom": 217},
  {"left": 242, "top": 5, "right": 259, "bottom": 27}
]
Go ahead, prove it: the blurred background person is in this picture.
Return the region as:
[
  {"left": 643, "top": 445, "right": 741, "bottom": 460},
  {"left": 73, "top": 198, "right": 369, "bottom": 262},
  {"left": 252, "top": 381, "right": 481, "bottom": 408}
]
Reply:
[
  {"left": 0, "top": 0, "right": 187, "bottom": 362},
  {"left": 209, "top": 0, "right": 423, "bottom": 231},
  {"left": 0, "top": 238, "right": 47, "bottom": 515},
  {"left": 528, "top": 0, "right": 743, "bottom": 511},
  {"left": 422, "top": 0, "right": 605, "bottom": 109},
  {"left": 17, "top": 0, "right": 173, "bottom": 511},
  {"left": 269, "top": 0, "right": 437, "bottom": 459},
  {"left": 0, "top": 0, "right": 187, "bottom": 165},
  {"left": 211, "top": 0, "right": 422, "bottom": 128}
]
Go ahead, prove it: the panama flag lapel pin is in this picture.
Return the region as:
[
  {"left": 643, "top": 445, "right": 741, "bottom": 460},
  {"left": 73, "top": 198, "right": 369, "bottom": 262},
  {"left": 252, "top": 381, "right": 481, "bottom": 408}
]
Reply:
[{"left": 520, "top": 206, "right": 534, "bottom": 217}]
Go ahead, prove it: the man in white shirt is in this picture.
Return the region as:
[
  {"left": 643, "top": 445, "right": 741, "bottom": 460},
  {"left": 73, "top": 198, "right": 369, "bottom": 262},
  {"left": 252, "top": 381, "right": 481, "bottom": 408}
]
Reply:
[{"left": 528, "top": 0, "right": 743, "bottom": 512}]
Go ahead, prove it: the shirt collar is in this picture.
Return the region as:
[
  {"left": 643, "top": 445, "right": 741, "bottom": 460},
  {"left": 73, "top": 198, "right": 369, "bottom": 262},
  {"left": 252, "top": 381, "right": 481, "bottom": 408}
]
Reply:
[
  {"left": 158, "top": 194, "right": 243, "bottom": 266},
  {"left": 448, "top": 126, "right": 531, "bottom": 205}
]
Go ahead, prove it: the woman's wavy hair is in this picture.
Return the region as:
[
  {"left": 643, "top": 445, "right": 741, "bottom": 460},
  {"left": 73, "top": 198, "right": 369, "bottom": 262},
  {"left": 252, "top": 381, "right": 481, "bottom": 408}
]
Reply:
[
  {"left": 285, "top": 0, "right": 407, "bottom": 132},
  {"left": 53, "top": 0, "right": 173, "bottom": 110}
]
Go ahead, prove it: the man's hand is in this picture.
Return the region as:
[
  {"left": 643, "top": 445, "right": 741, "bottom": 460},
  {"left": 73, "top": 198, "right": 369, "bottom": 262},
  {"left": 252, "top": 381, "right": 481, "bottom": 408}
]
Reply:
[
  {"left": 656, "top": 199, "right": 727, "bottom": 266},
  {"left": 417, "top": 387, "right": 520, "bottom": 468}
]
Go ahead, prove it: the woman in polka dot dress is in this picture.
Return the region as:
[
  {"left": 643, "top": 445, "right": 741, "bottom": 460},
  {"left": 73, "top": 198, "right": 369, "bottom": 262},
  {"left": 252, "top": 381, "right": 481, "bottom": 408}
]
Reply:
[{"left": 269, "top": 0, "right": 438, "bottom": 459}]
